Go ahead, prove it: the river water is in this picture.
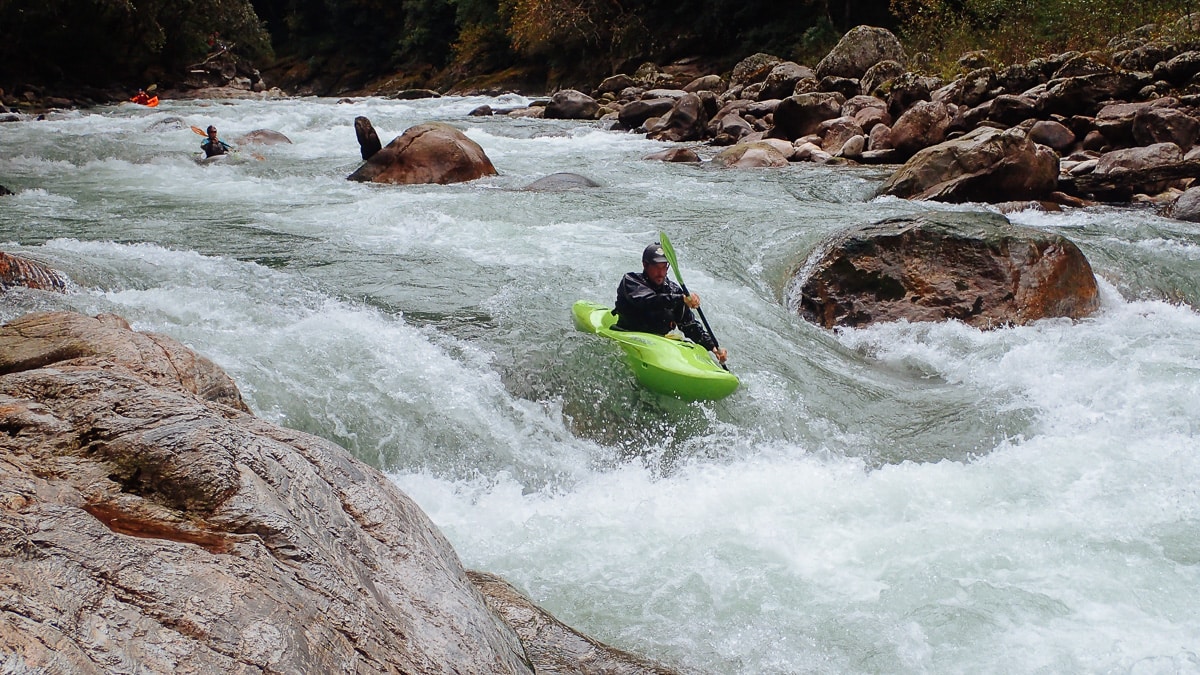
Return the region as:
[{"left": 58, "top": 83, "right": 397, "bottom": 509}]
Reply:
[{"left": 2, "top": 96, "right": 1199, "bottom": 673}]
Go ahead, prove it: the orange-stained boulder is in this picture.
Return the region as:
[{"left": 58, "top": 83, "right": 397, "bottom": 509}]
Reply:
[
  {"left": 792, "top": 212, "right": 1100, "bottom": 329},
  {"left": 0, "top": 251, "right": 68, "bottom": 292},
  {"left": 348, "top": 122, "right": 497, "bottom": 185}
]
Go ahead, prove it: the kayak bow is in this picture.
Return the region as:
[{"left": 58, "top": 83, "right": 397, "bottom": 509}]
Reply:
[{"left": 572, "top": 300, "right": 738, "bottom": 400}]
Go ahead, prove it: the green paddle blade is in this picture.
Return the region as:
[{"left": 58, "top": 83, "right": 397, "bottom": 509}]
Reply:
[{"left": 658, "top": 231, "right": 686, "bottom": 288}]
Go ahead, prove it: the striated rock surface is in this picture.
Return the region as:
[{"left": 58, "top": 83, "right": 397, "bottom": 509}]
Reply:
[
  {"left": 0, "top": 252, "right": 68, "bottom": 293},
  {"left": 348, "top": 121, "right": 497, "bottom": 185},
  {"left": 792, "top": 212, "right": 1100, "bottom": 329},
  {"left": 470, "top": 572, "right": 680, "bottom": 674},
  {"left": 0, "top": 311, "right": 671, "bottom": 673}
]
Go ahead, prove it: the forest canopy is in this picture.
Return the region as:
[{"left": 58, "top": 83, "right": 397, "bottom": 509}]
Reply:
[{"left": 0, "top": 0, "right": 1195, "bottom": 93}]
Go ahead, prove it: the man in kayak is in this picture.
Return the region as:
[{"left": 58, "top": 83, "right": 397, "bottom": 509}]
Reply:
[
  {"left": 130, "top": 89, "right": 152, "bottom": 105},
  {"left": 201, "top": 125, "right": 232, "bottom": 158},
  {"left": 614, "top": 242, "right": 728, "bottom": 364}
]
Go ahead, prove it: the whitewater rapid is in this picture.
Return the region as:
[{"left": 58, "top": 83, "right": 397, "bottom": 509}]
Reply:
[{"left": 1, "top": 96, "right": 1198, "bottom": 673}]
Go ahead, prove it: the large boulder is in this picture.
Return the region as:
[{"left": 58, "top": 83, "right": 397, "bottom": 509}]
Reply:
[
  {"left": 1132, "top": 106, "right": 1200, "bottom": 151},
  {"left": 712, "top": 141, "right": 791, "bottom": 168},
  {"left": 618, "top": 98, "right": 676, "bottom": 129},
  {"left": 647, "top": 93, "right": 709, "bottom": 142},
  {"left": 1092, "top": 142, "right": 1184, "bottom": 194},
  {"left": 815, "top": 26, "right": 906, "bottom": 81},
  {"left": 887, "top": 100, "right": 950, "bottom": 158},
  {"left": 235, "top": 129, "right": 292, "bottom": 145},
  {"left": 1034, "top": 71, "right": 1150, "bottom": 117},
  {"left": 860, "top": 60, "right": 906, "bottom": 97},
  {"left": 792, "top": 212, "right": 1100, "bottom": 329},
  {"left": 877, "top": 126, "right": 1059, "bottom": 203},
  {"left": 761, "top": 62, "right": 815, "bottom": 100},
  {"left": 769, "top": 92, "right": 846, "bottom": 141},
  {"left": 1163, "top": 185, "right": 1200, "bottom": 222},
  {"left": 348, "top": 122, "right": 497, "bottom": 185},
  {"left": 0, "top": 251, "right": 68, "bottom": 292},
  {"left": 544, "top": 89, "right": 600, "bottom": 119},
  {"left": 0, "top": 311, "right": 674, "bottom": 673},
  {"left": 730, "top": 53, "right": 783, "bottom": 88}
]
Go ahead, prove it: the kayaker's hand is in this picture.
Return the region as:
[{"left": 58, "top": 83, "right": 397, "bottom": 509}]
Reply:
[
  {"left": 712, "top": 347, "right": 727, "bottom": 364},
  {"left": 684, "top": 292, "right": 700, "bottom": 309}
]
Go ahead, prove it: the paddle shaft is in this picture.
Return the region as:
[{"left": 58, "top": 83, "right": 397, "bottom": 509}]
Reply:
[{"left": 658, "top": 232, "right": 725, "bottom": 365}]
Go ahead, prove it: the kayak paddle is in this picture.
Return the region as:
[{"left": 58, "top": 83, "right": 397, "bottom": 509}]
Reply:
[
  {"left": 190, "top": 125, "right": 264, "bottom": 160},
  {"left": 658, "top": 231, "right": 726, "bottom": 368}
]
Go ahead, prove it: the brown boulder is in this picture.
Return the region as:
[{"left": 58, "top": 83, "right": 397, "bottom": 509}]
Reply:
[
  {"left": 1132, "top": 106, "right": 1200, "bottom": 151},
  {"left": 0, "top": 252, "right": 68, "bottom": 293},
  {"left": 643, "top": 147, "right": 702, "bottom": 162},
  {"left": 1035, "top": 71, "right": 1150, "bottom": 117},
  {"left": 354, "top": 115, "right": 382, "bottom": 160},
  {"left": 888, "top": 100, "right": 950, "bottom": 158},
  {"left": 730, "top": 53, "right": 783, "bottom": 88},
  {"left": 544, "top": 89, "right": 600, "bottom": 120},
  {"left": 712, "top": 141, "right": 790, "bottom": 168},
  {"left": 860, "top": 60, "right": 906, "bottom": 97},
  {"left": 348, "top": 122, "right": 497, "bottom": 185},
  {"left": 618, "top": 98, "right": 676, "bottom": 129},
  {"left": 647, "top": 93, "right": 709, "bottom": 142},
  {"left": 814, "top": 26, "right": 906, "bottom": 80},
  {"left": 793, "top": 212, "right": 1100, "bottom": 329},
  {"left": 0, "top": 311, "right": 673, "bottom": 673},
  {"left": 769, "top": 92, "right": 845, "bottom": 141},
  {"left": 877, "top": 126, "right": 1059, "bottom": 203}
]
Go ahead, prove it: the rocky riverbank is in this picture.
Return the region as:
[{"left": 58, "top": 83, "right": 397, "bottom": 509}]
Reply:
[{"left": 467, "top": 21, "right": 1200, "bottom": 217}]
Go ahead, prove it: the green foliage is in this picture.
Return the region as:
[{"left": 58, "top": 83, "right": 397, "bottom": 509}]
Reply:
[
  {"left": 0, "top": 0, "right": 271, "bottom": 86},
  {"left": 892, "top": 0, "right": 1197, "bottom": 74}
]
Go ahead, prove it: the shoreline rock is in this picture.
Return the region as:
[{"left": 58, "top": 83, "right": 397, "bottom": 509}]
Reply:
[{"left": 0, "top": 310, "right": 674, "bottom": 673}]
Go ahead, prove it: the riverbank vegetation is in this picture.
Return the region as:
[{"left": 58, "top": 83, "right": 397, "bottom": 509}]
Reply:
[
  {"left": 896, "top": 0, "right": 1199, "bottom": 76},
  {"left": 0, "top": 0, "right": 1196, "bottom": 97}
]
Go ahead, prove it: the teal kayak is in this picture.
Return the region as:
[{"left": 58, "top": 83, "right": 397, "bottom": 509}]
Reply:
[{"left": 572, "top": 300, "right": 738, "bottom": 400}]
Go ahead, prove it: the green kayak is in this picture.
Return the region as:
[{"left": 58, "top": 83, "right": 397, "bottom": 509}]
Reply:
[{"left": 572, "top": 300, "right": 739, "bottom": 400}]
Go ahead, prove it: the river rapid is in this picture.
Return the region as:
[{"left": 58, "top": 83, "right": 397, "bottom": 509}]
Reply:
[{"left": 2, "top": 96, "right": 1199, "bottom": 673}]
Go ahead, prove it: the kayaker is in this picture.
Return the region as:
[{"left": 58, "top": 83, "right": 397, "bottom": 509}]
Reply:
[
  {"left": 614, "top": 242, "right": 728, "bottom": 364},
  {"left": 130, "top": 89, "right": 151, "bottom": 105},
  {"left": 201, "top": 125, "right": 232, "bottom": 158}
]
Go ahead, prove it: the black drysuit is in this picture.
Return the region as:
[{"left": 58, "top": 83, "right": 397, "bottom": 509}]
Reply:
[{"left": 614, "top": 272, "right": 716, "bottom": 350}]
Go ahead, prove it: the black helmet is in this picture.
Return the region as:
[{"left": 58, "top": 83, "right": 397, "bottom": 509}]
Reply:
[{"left": 642, "top": 242, "right": 668, "bottom": 265}]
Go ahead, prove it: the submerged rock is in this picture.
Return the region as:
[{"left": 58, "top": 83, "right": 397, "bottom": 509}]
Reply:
[
  {"left": 521, "top": 172, "right": 601, "bottom": 190},
  {"left": 792, "top": 212, "right": 1100, "bottom": 329},
  {"left": 235, "top": 129, "right": 292, "bottom": 145}
]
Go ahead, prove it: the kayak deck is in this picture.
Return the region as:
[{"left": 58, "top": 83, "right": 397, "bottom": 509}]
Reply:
[{"left": 572, "top": 300, "right": 738, "bottom": 400}]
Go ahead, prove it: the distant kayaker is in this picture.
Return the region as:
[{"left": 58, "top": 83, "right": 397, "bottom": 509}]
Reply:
[
  {"left": 130, "top": 89, "right": 152, "bottom": 105},
  {"left": 201, "top": 125, "right": 231, "bottom": 158},
  {"left": 614, "top": 242, "right": 728, "bottom": 364}
]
